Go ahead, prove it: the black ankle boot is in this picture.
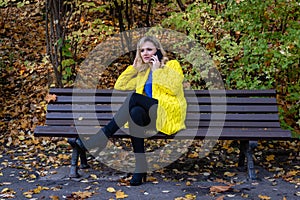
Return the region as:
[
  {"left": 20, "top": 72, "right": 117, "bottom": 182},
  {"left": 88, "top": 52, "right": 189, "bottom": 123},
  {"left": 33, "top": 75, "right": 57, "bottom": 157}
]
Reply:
[
  {"left": 79, "top": 151, "right": 90, "bottom": 169},
  {"left": 69, "top": 165, "right": 80, "bottom": 178},
  {"left": 130, "top": 173, "right": 147, "bottom": 186}
]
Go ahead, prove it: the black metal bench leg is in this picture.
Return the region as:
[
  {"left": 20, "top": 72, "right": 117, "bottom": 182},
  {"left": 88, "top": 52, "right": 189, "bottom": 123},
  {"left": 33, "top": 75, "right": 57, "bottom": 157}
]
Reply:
[
  {"left": 239, "top": 140, "right": 257, "bottom": 180},
  {"left": 238, "top": 141, "right": 247, "bottom": 168},
  {"left": 68, "top": 138, "right": 81, "bottom": 178},
  {"left": 246, "top": 141, "right": 256, "bottom": 180},
  {"left": 72, "top": 137, "right": 90, "bottom": 169}
]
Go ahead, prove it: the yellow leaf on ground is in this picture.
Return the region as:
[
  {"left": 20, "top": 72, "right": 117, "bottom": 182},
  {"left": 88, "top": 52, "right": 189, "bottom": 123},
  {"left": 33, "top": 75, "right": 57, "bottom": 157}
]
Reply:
[
  {"left": 73, "top": 191, "right": 93, "bottom": 199},
  {"left": 50, "top": 196, "right": 60, "bottom": 200},
  {"left": 266, "top": 155, "right": 275, "bottom": 161},
  {"left": 188, "top": 152, "right": 198, "bottom": 158},
  {"left": 29, "top": 174, "right": 37, "bottom": 179},
  {"left": 115, "top": 190, "right": 128, "bottom": 199},
  {"left": 58, "top": 154, "right": 69, "bottom": 160},
  {"left": 107, "top": 187, "right": 116, "bottom": 193},
  {"left": 224, "top": 171, "right": 236, "bottom": 177},
  {"left": 23, "top": 191, "right": 33, "bottom": 198},
  {"left": 286, "top": 170, "right": 298, "bottom": 177},
  {"left": 258, "top": 194, "right": 271, "bottom": 200},
  {"left": 1, "top": 188, "right": 11, "bottom": 193},
  {"left": 185, "top": 193, "right": 196, "bottom": 199},
  {"left": 90, "top": 174, "right": 98, "bottom": 180},
  {"left": 147, "top": 176, "right": 157, "bottom": 182},
  {"left": 33, "top": 186, "right": 49, "bottom": 194},
  {"left": 18, "top": 135, "right": 25, "bottom": 141}
]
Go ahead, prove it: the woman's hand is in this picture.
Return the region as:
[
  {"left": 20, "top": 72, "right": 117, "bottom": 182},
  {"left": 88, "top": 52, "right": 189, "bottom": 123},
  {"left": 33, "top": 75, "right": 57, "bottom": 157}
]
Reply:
[
  {"left": 133, "top": 57, "right": 138, "bottom": 69},
  {"left": 132, "top": 50, "right": 140, "bottom": 70},
  {"left": 150, "top": 55, "right": 160, "bottom": 71}
]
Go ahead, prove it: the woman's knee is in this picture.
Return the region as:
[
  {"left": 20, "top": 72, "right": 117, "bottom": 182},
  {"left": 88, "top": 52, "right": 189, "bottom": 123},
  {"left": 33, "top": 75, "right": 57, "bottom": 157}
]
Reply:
[{"left": 129, "top": 106, "right": 149, "bottom": 126}]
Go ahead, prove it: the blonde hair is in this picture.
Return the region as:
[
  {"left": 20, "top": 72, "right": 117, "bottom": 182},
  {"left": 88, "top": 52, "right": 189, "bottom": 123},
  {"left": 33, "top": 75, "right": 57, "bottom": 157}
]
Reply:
[{"left": 134, "top": 36, "right": 168, "bottom": 72}]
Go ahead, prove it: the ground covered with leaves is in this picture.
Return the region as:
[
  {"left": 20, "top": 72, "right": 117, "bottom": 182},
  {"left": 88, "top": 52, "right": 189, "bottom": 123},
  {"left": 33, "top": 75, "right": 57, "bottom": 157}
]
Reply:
[{"left": 0, "top": 1, "right": 300, "bottom": 200}]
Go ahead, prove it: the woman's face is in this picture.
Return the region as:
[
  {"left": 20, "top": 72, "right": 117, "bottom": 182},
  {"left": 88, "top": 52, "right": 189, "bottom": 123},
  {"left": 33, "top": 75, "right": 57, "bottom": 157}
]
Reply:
[{"left": 140, "top": 41, "right": 157, "bottom": 63}]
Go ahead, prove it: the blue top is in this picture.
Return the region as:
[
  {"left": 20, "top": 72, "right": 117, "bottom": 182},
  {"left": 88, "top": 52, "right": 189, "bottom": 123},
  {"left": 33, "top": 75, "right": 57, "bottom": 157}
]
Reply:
[{"left": 144, "top": 70, "right": 152, "bottom": 97}]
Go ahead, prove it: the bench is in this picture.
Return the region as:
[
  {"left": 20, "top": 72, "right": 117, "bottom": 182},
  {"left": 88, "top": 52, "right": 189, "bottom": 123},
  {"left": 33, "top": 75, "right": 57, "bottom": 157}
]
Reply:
[{"left": 34, "top": 88, "right": 291, "bottom": 180}]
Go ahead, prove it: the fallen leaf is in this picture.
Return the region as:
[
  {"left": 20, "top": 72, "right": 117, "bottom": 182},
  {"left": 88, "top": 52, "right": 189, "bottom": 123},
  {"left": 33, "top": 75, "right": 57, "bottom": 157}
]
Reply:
[
  {"left": 45, "top": 94, "right": 56, "bottom": 103},
  {"left": 73, "top": 191, "right": 93, "bottom": 199},
  {"left": 188, "top": 152, "right": 198, "bottom": 158},
  {"left": 258, "top": 194, "right": 271, "bottom": 200},
  {"left": 185, "top": 193, "right": 196, "bottom": 199},
  {"left": 1, "top": 188, "right": 11, "bottom": 193},
  {"left": 29, "top": 174, "right": 37, "bottom": 179},
  {"left": 266, "top": 155, "right": 275, "bottom": 161},
  {"left": 23, "top": 191, "right": 33, "bottom": 198},
  {"left": 210, "top": 185, "right": 232, "bottom": 193},
  {"left": 90, "top": 174, "right": 98, "bottom": 180},
  {"left": 147, "top": 176, "right": 157, "bottom": 182},
  {"left": 241, "top": 193, "right": 249, "bottom": 198},
  {"left": 285, "top": 170, "right": 298, "bottom": 177},
  {"left": 107, "top": 187, "right": 116, "bottom": 193},
  {"left": 18, "top": 135, "right": 25, "bottom": 141},
  {"left": 115, "top": 190, "right": 128, "bottom": 199},
  {"left": 33, "top": 186, "right": 49, "bottom": 194},
  {"left": 50, "top": 196, "right": 60, "bottom": 200},
  {"left": 224, "top": 172, "right": 236, "bottom": 177}
]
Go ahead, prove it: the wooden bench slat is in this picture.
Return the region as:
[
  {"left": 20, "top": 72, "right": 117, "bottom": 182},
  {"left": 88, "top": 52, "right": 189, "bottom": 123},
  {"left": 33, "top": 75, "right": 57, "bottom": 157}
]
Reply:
[
  {"left": 49, "top": 88, "right": 276, "bottom": 97},
  {"left": 47, "top": 104, "right": 279, "bottom": 113},
  {"left": 52, "top": 96, "right": 277, "bottom": 105},
  {"left": 44, "top": 119, "right": 282, "bottom": 128},
  {"left": 191, "top": 89, "right": 276, "bottom": 97},
  {"left": 45, "top": 112, "right": 280, "bottom": 121},
  {"left": 34, "top": 126, "right": 291, "bottom": 140}
]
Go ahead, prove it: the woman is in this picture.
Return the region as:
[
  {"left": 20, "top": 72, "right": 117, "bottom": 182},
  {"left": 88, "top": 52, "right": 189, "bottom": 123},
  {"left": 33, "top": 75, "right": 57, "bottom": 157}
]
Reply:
[{"left": 84, "top": 36, "right": 187, "bottom": 186}]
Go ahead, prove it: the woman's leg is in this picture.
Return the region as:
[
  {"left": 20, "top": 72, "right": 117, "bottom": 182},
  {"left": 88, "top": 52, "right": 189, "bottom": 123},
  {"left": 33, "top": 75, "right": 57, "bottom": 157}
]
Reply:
[
  {"left": 129, "top": 106, "right": 148, "bottom": 163},
  {"left": 107, "top": 92, "right": 158, "bottom": 135},
  {"left": 129, "top": 106, "right": 149, "bottom": 185},
  {"left": 82, "top": 92, "right": 157, "bottom": 156}
]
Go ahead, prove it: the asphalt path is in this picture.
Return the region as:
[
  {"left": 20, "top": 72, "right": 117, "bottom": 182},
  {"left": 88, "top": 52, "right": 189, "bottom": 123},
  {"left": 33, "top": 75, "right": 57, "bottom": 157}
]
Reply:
[{"left": 0, "top": 154, "right": 299, "bottom": 200}]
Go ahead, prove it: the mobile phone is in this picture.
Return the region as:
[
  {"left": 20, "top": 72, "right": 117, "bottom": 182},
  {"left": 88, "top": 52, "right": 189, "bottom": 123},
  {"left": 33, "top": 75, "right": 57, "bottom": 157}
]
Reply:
[{"left": 153, "top": 50, "right": 163, "bottom": 62}]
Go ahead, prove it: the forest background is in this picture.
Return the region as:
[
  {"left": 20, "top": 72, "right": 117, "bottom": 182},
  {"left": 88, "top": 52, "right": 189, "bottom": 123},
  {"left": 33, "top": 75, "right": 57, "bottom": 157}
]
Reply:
[{"left": 1, "top": 0, "right": 299, "bottom": 140}]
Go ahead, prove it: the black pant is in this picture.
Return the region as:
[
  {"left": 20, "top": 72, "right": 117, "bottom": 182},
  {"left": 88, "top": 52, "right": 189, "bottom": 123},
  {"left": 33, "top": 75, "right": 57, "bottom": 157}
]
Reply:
[
  {"left": 103, "top": 92, "right": 158, "bottom": 173},
  {"left": 105, "top": 92, "right": 158, "bottom": 153}
]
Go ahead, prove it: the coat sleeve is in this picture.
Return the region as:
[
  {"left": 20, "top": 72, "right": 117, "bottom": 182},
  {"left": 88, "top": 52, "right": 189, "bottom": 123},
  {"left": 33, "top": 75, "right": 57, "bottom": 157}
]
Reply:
[
  {"left": 114, "top": 65, "right": 138, "bottom": 90},
  {"left": 152, "top": 60, "right": 184, "bottom": 96}
]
